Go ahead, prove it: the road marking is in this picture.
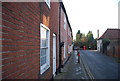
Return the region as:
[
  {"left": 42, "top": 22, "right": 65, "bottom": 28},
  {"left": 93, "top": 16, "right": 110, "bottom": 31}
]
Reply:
[
  {"left": 75, "top": 67, "right": 81, "bottom": 72},
  {"left": 81, "top": 55, "right": 95, "bottom": 81},
  {"left": 81, "top": 77, "right": 85, "bottom": 79},
  {"left": 75, "top": 72, "right": 82, "bottom": 75}
]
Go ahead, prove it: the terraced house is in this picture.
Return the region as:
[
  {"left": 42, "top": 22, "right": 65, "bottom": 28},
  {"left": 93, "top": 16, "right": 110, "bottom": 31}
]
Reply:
[{"left": 1, "top": 0, "right": 73, "bottom": 80}]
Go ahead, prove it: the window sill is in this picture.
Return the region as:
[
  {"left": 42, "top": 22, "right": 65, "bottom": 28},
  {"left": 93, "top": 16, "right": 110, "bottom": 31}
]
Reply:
[{"left": 40, "top": 64, "right": 50, "bottom": 74}]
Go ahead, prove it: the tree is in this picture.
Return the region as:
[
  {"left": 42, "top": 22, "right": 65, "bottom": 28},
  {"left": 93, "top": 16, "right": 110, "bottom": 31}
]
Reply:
[
  {"left": 76, "top": 30, "right": 82, "bottom": 42},
  {"left": 74, "top": 30, "right": 82, "bottom": 48},
  {"left": 74, "top": 30, "right": 97, "bottom": 50},
  {"left": 87, "top": 31, "right": 94, "bottom": 43},
  {"left": 81, "top": 33, "right": 85, "bottom": 38},
  {"left": 77, "top": 30, "right": 80, "bottom": 34},
  {"left": 86, "top": 31, "right": 94, "bottom": 49}
]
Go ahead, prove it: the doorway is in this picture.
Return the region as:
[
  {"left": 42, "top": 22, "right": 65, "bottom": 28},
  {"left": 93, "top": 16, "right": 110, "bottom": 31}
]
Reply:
[{"left": 53, "top": 33, "right": 56, "bottom": 77}]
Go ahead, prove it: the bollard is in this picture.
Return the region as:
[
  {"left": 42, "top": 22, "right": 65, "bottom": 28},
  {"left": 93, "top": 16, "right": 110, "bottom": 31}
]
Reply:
[{"left": 77, "top": 51, "right": 80, "bottom": 63}]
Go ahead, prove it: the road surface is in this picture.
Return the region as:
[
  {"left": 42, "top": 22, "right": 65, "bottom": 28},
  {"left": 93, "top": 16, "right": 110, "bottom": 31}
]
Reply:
[{"left": 80, "top": 50, "right": 119, "bottom": 79}]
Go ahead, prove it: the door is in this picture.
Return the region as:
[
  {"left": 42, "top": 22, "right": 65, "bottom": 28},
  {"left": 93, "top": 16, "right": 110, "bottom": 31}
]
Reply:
[{"left": 53, "top": 33, "right": 56, "bottom": 77}]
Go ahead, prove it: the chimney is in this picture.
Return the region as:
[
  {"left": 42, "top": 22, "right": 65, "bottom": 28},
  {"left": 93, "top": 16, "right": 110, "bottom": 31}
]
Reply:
[{"left": 97, "top": 29, "right": 99, "bottom": 39}]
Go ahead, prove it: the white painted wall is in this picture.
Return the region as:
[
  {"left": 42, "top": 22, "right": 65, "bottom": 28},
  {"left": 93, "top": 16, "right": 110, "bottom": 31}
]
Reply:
[{"left": 97, "top": 39, "right": 102, "bottom": 52}]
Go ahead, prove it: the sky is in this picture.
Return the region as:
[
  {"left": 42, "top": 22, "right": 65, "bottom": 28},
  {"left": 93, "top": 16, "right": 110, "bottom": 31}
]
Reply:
[{"left": 63, "top": 0, "right": 119, "bottom": 40}]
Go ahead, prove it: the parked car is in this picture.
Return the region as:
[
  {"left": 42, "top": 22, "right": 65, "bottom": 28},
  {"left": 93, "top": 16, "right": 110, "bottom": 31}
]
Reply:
[{"left": 73, "top": 46, "right": 79, "bottom": 50}]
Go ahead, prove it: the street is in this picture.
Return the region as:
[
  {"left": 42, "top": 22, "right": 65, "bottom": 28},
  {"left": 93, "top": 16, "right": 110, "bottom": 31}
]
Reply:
[
  {"left": 54, "top": 50, "right": 120, "bottom": 80},
  {"left": 54, "top": 50, "right": 90, "bottom": 79},
  {"left": 80, "top": 50, "right": 120, "bottom": 79}
]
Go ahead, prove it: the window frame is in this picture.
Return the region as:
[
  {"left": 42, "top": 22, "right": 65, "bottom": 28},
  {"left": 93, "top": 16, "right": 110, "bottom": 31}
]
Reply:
[
  {"left": 64, "top": 43, "right": 66, "bottom": 58},
  {"left": 68, "top": 28, "right": 71, "bottom": 37},
  {"left": 45, "top": 0, "right": 50, "bottom": 8},
  {"left": 64, "top": 14, "right": 67, "bottom": 30},
  {"left": 40, "top": 23, "right": 50, "bottom": 74}
]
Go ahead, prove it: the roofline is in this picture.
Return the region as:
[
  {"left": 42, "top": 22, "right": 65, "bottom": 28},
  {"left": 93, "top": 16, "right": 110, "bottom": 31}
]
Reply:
[
  {"left": 98, "top": 29, "right": 108, "bottom": 39},
  {"left": 98, "top": 28, "right": 120, "bottom": 39},
  {"left": 59, "top": 2, "right": 73, "bottom": 38}
]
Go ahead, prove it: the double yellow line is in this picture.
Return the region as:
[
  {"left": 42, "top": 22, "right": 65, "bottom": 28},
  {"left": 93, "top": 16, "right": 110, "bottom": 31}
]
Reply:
[{"left": 81, "top": 56, "right": 95, "bottom": 81}]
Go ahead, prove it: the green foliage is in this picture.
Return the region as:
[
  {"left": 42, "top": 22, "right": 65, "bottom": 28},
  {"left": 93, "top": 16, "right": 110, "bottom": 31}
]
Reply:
[
  {"left": 102, "top": 38, "right": 110, "bottom": 48},
  {"left": 76, "top": 30, "right": 82, "bottom": 42},
  {"left": 77, "top": 30, "right": 80, "bottom": 34},
  {"left": 81, "top": 33, "right": 85, "bottom": 37},
  {"left": 86, "top": 31, "right": 94, "bottom": 43},
  {"left": 74, "top": 30, "right": 97, "bottom": 50}
]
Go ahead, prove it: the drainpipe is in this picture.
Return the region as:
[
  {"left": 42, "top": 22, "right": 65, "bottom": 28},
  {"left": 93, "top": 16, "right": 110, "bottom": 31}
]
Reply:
[
  {"left": 59, "top": 2, "right": 62, "bottom": 73},
  {"left": 39, "top": 2, "right": 42, "bottom": 78}
]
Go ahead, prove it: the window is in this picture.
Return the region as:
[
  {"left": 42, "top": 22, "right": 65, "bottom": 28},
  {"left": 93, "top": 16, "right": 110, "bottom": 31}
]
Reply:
[
  {"left": 64, "top": 43, "right": 66, "bottom": 58},
  {"left": 70, "top": 32, "right": 71, "bottom": 37},
  {"left": 68, "top": 28, "right": 71, "bottom": 37},
  {"left": 40, "top": 23, "right": 50, "bottom": 74},
  {"left": 68, "top": 45, "right": 70, "bottom": 53},
  {"left": 64, "top": 14, "right": 66, "bottom": 30},
  {"left": 45, "top": 0, "right": 50, "bottom": 8}
]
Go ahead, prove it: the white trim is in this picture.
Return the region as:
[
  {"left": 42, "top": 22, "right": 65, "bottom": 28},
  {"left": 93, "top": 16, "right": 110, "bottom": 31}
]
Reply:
[
  {"left": 64, "top": 14, "right": 67, "bottom": 30},
  {"left": 53, "top": 33, "right": 56, "bottom": 77},
  {"left": 40, "top": 23, "right": 50, "bottom": 74},
  {"left": 64, "top": 43, "right": 66, "bottom": 58},
  {"left": 45, "top": 0, "right": 50, "bottom": 8},
  {"left": 40, "top": 23, "right": 50, "bottom": 31},
  {"left": 53, "top": 33, "right": 56, "bottom": 36}
]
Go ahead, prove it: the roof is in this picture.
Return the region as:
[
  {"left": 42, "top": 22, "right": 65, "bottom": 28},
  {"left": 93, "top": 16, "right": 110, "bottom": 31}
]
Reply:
[
  {"left": 60, "top": 2, "right": 73, "bottom": 38},
  {"left": 99, "top": 29, "right": 120, "bottom": 40}
]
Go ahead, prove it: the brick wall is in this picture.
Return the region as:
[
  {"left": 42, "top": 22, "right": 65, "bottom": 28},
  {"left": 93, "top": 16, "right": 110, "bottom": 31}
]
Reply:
[
  {"left": 50, "top": 2, "right": 60, "bottom": 70},
  {"left": 60, "top": 8, "right": 67, "bottom": 65},
  {"left": 60, "top": 6, "right": 72, "bottom": 66},
  {"left": 67, "top": 23, "right": 72, "bottom": 54},
  {"left": 1, "top": 2, "right": 72, "bottom": 80},
  {"left": 67, "top": 24, "right": 72, "bottom": 45},
  {"left": 2, "top": 2, "right": 41, "bottom": 79},
  {"left": 107, "top": 40, "right": 120, "bottom": 59},
  {"left": 39, "top": 2, "right": 53, "bottom": 79}
]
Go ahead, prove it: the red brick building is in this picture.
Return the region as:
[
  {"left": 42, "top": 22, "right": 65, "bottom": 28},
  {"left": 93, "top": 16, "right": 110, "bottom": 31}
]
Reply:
[
  {"left": 98, "top": 29, "right": 120, "bottom": 60},
  {"left": 1, "top": 1, "right": 73, "bottom": 80},
  {"left": 49, "top": 2, "right": 60, "bottom": 77},
  {"left": 59, "top": 3, "right": 73, "bottom": 68}
]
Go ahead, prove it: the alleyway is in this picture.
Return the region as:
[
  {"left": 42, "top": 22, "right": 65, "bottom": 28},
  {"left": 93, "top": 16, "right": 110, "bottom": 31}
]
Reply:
[{"left": 54, "top": 50, "right": 90, "bottom": 80}]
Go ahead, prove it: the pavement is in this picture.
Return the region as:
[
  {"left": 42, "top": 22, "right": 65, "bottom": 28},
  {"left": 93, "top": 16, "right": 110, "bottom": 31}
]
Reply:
[
  {"left": 54, "top": 50, "right": 90, "bottom": 80},
  {"left": 54, "top": 50, "right": 120, "bottom": 80}
]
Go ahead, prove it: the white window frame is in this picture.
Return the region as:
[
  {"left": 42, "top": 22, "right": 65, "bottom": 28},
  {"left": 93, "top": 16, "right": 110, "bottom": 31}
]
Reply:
[
  {"left": 64, "top": 14, "right": 67, "bottom": 30},
  {"left": 70, "top": 32, "right": 71, "bottom": 37},
  {"left": 45, "top": 0, "right": 50, "bottom": 8},
  {"left": 40, "top": 23, "right": 50, "bottom": 74},
  {"left": 64, "top": 43, "right": 66, "bottom": 58},
  {"left": 68, "top": 28, "right": 70, "bottom": 37},
  {"left": 68, "top": 45, "right": 70, "bottom": 53}
]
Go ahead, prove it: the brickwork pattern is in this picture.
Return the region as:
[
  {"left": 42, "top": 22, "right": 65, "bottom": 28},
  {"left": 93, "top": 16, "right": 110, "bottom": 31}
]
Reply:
[{"left": 2, "top": 2, "right": 40, "bottom": 79}]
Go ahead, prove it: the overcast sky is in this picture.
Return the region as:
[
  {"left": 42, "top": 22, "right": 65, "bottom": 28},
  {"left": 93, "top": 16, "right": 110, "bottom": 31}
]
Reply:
[{"left": 63, "top": 0, "right": 119, "bottom": 39}]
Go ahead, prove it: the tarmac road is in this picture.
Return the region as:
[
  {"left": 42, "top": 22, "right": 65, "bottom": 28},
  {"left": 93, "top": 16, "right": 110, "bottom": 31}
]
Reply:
[{"left": 80, "top": 50, "right": 119, "bottom": 79}]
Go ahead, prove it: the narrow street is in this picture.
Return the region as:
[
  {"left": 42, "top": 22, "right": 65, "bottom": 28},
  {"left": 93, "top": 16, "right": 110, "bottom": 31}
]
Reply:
[
  {"left": 54, "top": 50, "right": 120, "bottom": 80},
  {"left": 54, "top": 50, "right": 90, "bottom": 80},
  {"left": 80, "top": 50, "right": 120, "bottom": 79},
  {"left": 1, "top": 1, "right": 119, "bottom": 80}
]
